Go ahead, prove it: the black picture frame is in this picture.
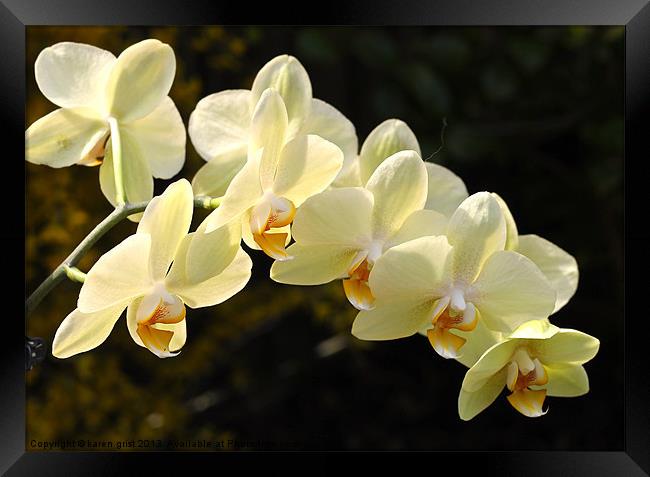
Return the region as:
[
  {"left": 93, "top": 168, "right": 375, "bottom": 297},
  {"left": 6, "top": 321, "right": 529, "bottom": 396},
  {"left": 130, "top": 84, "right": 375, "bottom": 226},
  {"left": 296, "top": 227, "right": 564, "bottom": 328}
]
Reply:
[{"left": 4, "top": 0, "right": 649, "bottom": 474}]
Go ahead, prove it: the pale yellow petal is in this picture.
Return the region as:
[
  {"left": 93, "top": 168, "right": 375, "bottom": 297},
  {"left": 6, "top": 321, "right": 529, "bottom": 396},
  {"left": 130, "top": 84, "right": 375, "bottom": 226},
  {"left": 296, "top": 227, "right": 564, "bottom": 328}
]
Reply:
[
  {"left": 77, "top": 234, "right": 152, "bottom": 313},
  {"left": 137, "top": 179, "right": 194, "bottom": 281},
  {"left": 250, "top": 88, "right": 288, "bottom": 190},
  {"left": 369, "top": 235, "right": 452, "bottom": 302},
  {"left": 532, "top": 328, "right": 600, "bottom": 365},
  {"left": 25, "top": 108, "right": 108, "bottom": 168},
  {"left": 291, "top": 187, "right": 373, "bottom": 246},
  {"left": 446, "top": 192, "right": 506, "bottom": 283},
  {"left": 352, "top": 299, "right": 436, "bottom": 341},
  {"left": 385, "top": 209, "right": 448, "bottom": 249},
  {"left": 454, "top": 318, "right": 504, "bottom": 369},
  {"left": 52, "top": 304, "right": 126, "bottom": 359},
  {"left": 251, "top": 55, "right": 312, "bottom": 136},
  {"left": 270, "top": 244, "right": 359, "bottom": 285},
  {"left": 272, "top": 134, "right": 343, "bottom": 206},
  {"left": 424, "top": 162, "right": 469, "bottom": 217},
  {"left": 123, "top": 96, "right": 186, "bottom": 179},
  {"left": 461, "top": 339, "right": 519, "bottom": 392},
  {"left": 491, "top": 193, "right": 519, "bottom": 250},
  {"left": 471, "top": 251, "right": 556, "bottom": 333},
  {"left": 167, "top": 239, "right": 252, "bottom": 308},
  {"left": 191, "top": 149, "right": 247, "bottom": 197},
  {"left": 366, "top": 150, "right": 428, "bottom": 238},
  {"left": 516, "top": 234, "right": 579, "bottom": 313},
  {"left": 104, "top": 39, "right": 175, "bottom": 122},
  {"left": 359, "top": 119, "right": 421, "bottom": 185},
  {"left": 458, "top": 369, "right": 507, "bottom": 421},
  {"left": 185, "top": 219, "right": 243, "bottom": 284},
  {"left": 35, "top": 41, "right": 115, "bottom": 110},
  {"left": 188, "top": 89, "right": 251, "bottom": 161},
  {"left": 542, "top": 364, "right": 590, "bottom": 397},
  {"left": 300, "top": 98, "right": 358, "bottom": 181}
]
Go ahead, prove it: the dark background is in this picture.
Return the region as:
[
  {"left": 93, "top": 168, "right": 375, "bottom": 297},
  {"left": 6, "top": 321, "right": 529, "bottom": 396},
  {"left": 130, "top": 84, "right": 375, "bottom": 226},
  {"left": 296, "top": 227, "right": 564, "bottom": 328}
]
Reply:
[{"left": 25, "top": 26, "right": 623, "bottom": 450}]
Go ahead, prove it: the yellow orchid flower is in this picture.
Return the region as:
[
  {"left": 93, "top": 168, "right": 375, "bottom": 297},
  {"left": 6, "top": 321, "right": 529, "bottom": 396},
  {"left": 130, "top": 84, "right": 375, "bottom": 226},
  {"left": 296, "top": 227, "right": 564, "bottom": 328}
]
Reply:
[
  {"left": 52, "top": 179, "right": 251, "bottom": 359},
  {"left": 271, "top": 150, "right": 448, "bottom": 310},
  {"left": 351, "top": 192, "right": 557, "bottom": 359},
  {"left": 25, "top": 39, "right": 186, "bottom": 214},
  {"left": 458, "top": 320, "right": 600, "bottom": 420},
  {"left": 189, "top": 54, "right": 358, "bottom": 197},
  {"left": 188, "top": 87, "right": 344, "bottom": 263},
  {"left": 492, "top": 193, "right": 579, "bottom": 313},
  {"left": 336, "top": 118, "right": 469, "bottom": 218}
]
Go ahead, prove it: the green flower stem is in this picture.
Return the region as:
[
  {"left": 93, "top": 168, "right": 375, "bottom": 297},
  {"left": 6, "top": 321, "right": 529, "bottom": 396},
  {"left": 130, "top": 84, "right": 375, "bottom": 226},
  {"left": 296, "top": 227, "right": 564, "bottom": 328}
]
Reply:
[
  {"left": 108, "top": 117, "right": 126, "bottom": 206},
  {"left": 25, "top": 195, "right": 222, "bottom": 315}
]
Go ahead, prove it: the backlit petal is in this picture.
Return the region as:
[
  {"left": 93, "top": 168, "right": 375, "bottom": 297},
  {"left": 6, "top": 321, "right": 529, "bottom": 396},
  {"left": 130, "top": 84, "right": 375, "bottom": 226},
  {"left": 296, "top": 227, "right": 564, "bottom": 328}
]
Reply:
[
  {"left": 188, "top": 89, "right": 251, "bottom": 161},
  {"left": 366, "top": 150, "right": 428, "bottom": 238},
  {"left": 532, "top": 328, "right": 600, "bottom": 365},
  {"left": 470, "top": 251, "right": 556, "bottom": 333},
  {"left": 52, "top": 304, "right": 126, "bottom": 359},
  {"left": 461, "top": 339, "right": 519, "bottom": 392},
  {"left": 25, "top": 108, "right": 108, "bottom": 168},
  {"left": 77, "top": 234, "right": 152, "bottom": 313},
  {"left": 104, "top": 39, "right": 176, "bottom": 122},
  {"left": 517, "top": 234, "right": 579, "bottom": 313},
  {"left": 192, "top": 149, "right": 247, "bottom": 197},
  {"left": 359, "top": 119, "right": 421, "bottom": 185},
  {"left": 458, "top": 369, "right": 507, "bottom": 421},
  {"left": 542, "top": 364, "right": 590, "bottom": 397},
  {"left": 137, "top": 179, "right": 194, "bottom": 281},
  {"left": 453, "top": 318, "right": 503, "bottom": 369},
  {"left": 291, "top": 187, "right": 374, "bottom": 247},
  {"left": 446, "top": 192, "right": 506, "bottom": 284},
  {"left": 352, "top": 299, "right": 437, "bottom": 341},
  {"left": 35, "top": 42, "right": 115, "bottom": 110},
  {"left": 250, "top": 88, "right": 288, "bottom": 190},
  {"left": 251, "top": 55, "right": 312, "bottom": 136},
  {"left": 369, "top": 235, "right": 452, "bottom": 302},
  {"left": 424, "top": 162, "right": 469, "bottom": 217},
  {"left": 271, "top": 244, "right": 359, "bottom": 285},
  {"left": 272, "top": 134, "right": 343, "bottom": 206},
  {"left": 385, "top": 209, "right": 448, "bottom": 249},
  {"left": 185, "top": 218, "right": 243, "bottom": 284},
  {"left": 123, "top": 96, "right": 186, "bottom": 179},
  {"left": 491, "top": 193, "right": 519, "bottom": 250}
]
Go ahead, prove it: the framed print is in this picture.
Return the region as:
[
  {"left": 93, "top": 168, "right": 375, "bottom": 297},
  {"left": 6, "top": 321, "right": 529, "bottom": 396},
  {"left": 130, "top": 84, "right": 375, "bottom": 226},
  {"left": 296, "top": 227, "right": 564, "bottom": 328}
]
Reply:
[{"left": 2, "top": 0, "right": 649, "bottom": 474}]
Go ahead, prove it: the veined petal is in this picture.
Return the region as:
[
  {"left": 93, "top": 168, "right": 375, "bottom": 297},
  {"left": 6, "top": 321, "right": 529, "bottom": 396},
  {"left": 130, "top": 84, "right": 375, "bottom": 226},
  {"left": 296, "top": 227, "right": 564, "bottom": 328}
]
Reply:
[
  {"left": 366, "top": 150, "right": 428, "bottom": 238},
  {"left": 167, "top": 237, "right": 252, "bottom": 308},
  {"left": 127, "top": 297, "right": 186, "bottom": 355},
  {"left": 300, "top": 98, "right": 358, "bottom": 182},
  {"left": 359, "top": 119, "right": 421, "bottom": 185},
  {"left": 104, "top": 39, "right": 176, "bottom": 122},
  {"left": 472, "top": 264, "right": 553, "bottom": 338},
  {"left": 532, "top": 328, "right": 600, "bottom": 365},
  {"left": 458, "top": 369, "right": 507, "bottom": 421},
  {"left": 100, "top": 130, "right": 154, "bottom": 221},
  {"left": 446, "top": 192, "right": 506, "bottom": 284},
  {"left": 191, "top": 149, "right": 247, "bottom": 197},
  {"left": 78, "top": 233, "right": 152, "bottom": 313},
  {"left": 137, "top": 179, "right": 194, "bottom": 281},
  {"left": 202, "top": 150, "right": 263, "bottom": 233},
  {"left": 271, "top": 243, "right": 360, "bottom": 285},
  {"left": 369, "top": 235, "right": 452, "bottom": 302},
  {"left": 272, "top": 134, "right": 343, "bottom": 206},
  {"left": 491, "top": 193, "right": 519, "bottom": 251},
  {"left": 291, "top": 187, "right": 373, "bottom": 247},
  {"left": 250, "top": 88, "right": 288, "bottom": 190},
  {"left": 251, "top": 55, "right": 312, "bottom": 136},
  {"left": 461, "top": 339, "right": 519, "bottom": 392},
  {"left": 188, "top": 89, "right": 251, "bottom": 162},
  {"left": 470, "top": 251, "right": 556, "bottom": 333},
  {"left": 385, "top": 209, "right": 448, "bottom": 249},
  {"left": 25, "top": 108, "right": 108, "bottom": 168},
  {"left": 123, "top": 96, "right": 186, "bottom": 179},
  {"left": 352, "top": 298, "right": 437, "bottom": 341},
  {"left": 52, "top": 303, "right": 126, "bottom": 359},
  {"left": 517, "top": 234, "right": 579, "bottom": 313},
  {"left": 542, "top": 364, "right": 590, "bottom": 397},
  {"left": 424, "top": 162, "right": 469, "bottom": 218},
  {"left": 35, "top": 42, "right": 115, "bottom": 110},
  {"left": 185, "top": 219, "right": 243, "bottom": 284},
  {"left": 333, "top": 158, "right": 363, "bottom": 187}
]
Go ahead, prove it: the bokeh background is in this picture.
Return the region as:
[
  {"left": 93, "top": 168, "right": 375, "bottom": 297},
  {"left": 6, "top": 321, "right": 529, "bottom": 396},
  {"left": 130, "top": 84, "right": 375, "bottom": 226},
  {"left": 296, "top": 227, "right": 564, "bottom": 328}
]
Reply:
[{"left": 26, "top": 26, "right": 623, "bottom": 450}]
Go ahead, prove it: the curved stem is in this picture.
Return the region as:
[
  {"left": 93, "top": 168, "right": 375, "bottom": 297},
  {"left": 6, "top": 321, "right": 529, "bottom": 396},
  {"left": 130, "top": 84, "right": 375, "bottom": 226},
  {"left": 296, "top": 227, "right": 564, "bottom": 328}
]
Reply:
[
  {"left": 108, "top": 117, "right": 126, "bottom": 206},
  {"left": 25, "top": 196, "right": 221, "bottom": 315}
]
